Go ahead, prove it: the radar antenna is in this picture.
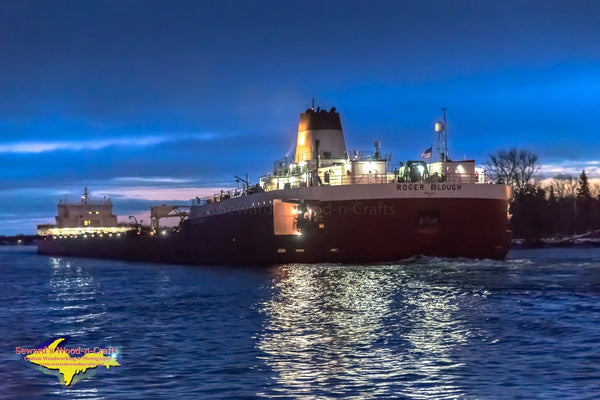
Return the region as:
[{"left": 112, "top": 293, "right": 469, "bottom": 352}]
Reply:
[{"left": 434, "top": 107, "right": 449, "bottom": 163}]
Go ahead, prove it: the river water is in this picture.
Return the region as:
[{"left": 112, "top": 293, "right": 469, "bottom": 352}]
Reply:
[{"left": 1, "top": 246, "right": 598, "bottom": 399}]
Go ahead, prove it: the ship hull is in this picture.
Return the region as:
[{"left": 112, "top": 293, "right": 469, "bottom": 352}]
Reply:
[{"left": 37, "top": 193, "right": 511, "bottom": 264}]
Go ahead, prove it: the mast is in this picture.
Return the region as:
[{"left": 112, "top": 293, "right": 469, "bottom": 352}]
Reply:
[
  {"left": 435, "top": 107, "right": 449, "bottom": 163},
  {"left": 81, "top": 187, "right": 89, "bottom": 204}
]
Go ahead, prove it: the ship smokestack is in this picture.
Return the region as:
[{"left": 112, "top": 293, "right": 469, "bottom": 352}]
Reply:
[{"left": 294, "top": 107, "right": 347, "bottom": 163}]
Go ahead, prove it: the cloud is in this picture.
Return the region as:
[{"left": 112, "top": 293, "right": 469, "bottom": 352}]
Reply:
[
  {"left": 0, "top": 133, "right": 222, "bottom": 154},
  {"left": 0, "top": 185, "right": 230, "bottom": 235},
  {"left": 111, "top": 176, "right": 193, "bottom": 184},
  {"left": 539, "top": 160, "right": 600, "bottom": 178},
  {"left": 105, "top": 187, "right": 226, "bottom": 201}
]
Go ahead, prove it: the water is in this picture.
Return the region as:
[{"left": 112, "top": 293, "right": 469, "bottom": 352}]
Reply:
[{"left": 1, "top": 246, "right": 599, "bottom": 399}]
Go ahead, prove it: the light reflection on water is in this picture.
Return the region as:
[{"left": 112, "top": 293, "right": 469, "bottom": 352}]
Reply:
[
  {"left": 2, "top": 247, "right": 600, "bottom": 399},
  {"left": 48, "top": 257, "right": 107, "bottom": 337},
  {"left": 257, "top": 264, "right": 485, "bottom": 398}
]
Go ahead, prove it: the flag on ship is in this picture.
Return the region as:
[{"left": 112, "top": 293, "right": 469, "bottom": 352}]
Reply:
[{"left": 421, "top": 147, "right": 432, "bottom": 159}]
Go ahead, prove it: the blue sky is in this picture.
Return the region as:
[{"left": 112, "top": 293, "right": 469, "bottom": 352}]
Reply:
[{"left": 1, "top": 0, "right": 599, "bottom": 234}]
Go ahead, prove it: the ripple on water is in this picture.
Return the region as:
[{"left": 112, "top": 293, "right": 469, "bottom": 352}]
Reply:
[{"left": 1, "top": 247, "right": 600, "bottom": 399}]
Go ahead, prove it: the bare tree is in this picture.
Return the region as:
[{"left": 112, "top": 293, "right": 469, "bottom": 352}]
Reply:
[
  {"left": 593, "top": 183, "right": 600, "bottom": 198},
  {"left": 551, "top": 174, "right": 577, "bottom": 198},
  {"left": 486, "top": 148, "right": 539, "bottom": 193}
]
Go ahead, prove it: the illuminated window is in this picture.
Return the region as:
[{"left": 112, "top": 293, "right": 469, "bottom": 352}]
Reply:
[
  {"left": 83, "top": 220, "right": 91, "bottom": 226},
  {"left": 95, "top": 211, "right": 99, "bottom": 214}
]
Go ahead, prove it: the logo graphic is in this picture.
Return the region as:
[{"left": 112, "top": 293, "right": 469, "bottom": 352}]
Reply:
[{"left": 17, "top": 337, "right": 121, "bottom": 386}]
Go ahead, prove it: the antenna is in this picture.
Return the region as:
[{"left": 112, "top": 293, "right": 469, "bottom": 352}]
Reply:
[
  {"left": 434, "top": 107, "right": 449, "bottom": 163},
  {"left": 374, "top": 141, "right": 381, "bottom": 160},
  {"left": 311, "top": 98, "right": 315, "bottom": 111},
  {"left": 81, "top": 187, "right": 89, "bottom": 204}
]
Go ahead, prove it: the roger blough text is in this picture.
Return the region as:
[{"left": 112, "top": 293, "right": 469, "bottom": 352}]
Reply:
[{"left": 396, "top": 183, "right": 462, "bottom": 191}]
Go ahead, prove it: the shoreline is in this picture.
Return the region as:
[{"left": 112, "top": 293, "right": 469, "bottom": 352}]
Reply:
[{"left": 511, "top": 239, "right": 600, "bottom": 249}]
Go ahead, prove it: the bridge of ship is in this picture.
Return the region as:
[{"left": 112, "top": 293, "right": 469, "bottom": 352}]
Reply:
[{"left": 195, "top": 157, "right": 484, "bottom": 207}]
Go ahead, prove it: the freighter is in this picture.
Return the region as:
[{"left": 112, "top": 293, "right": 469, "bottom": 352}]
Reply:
[{"left": 37, "top": 107, "right": 512, "bottom": 264}]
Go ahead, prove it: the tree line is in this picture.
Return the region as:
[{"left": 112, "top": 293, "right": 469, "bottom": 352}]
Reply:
[{"left": 486, "top": 148, "right": 599, "bottom": 244}]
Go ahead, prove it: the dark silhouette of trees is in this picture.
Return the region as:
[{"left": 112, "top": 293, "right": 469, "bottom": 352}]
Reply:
[
  {"left": 487, "top": 148, "right": 543, "bottom": 242},
  {"left": 577, "top": 170, "right": 591, "bottom": 200},
  {"left": 547, "top": 185, "right": 559, "bottom": 234},
  {"left": 576, "top": 170, "right": 592, "bottom": 233},
  {"left": 549, "top": 174, "right": 577, "bottom": 235},
  {"left": 486, "top": 148, "right": 538, "bottom": 194},
  {"left": 487, "top": 149, "right": 600, "bottom": 242},
  {"left": 510, "top": 185, "right": 548, "bottom": 244},
  {"left": 552, "top": 174, "right": 577, "bottom": 198}
]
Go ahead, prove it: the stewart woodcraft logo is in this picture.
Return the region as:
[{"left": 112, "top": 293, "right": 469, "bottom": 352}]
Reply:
[{"left": 16, "top": 337, "right": 121, "bottom": 386}]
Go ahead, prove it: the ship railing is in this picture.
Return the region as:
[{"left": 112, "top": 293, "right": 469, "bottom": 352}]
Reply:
[
  {"left": 443, "top": 173, "right": 481, "bottom": 184},
  {"left": 396, "top": 173, "right": 481, "bottom": 185},
  {"left": 340, "top": 173, "right": 390, "bottom": 185},
  {"left": 197, "top": 172, "right": 485, "bottom": 202},
  {"left": 193, "top": 187, "right": 248, "bottom": 206},
  {"left": 327, "top": 172, "right": 482, "bottom": 186},
  {"left": 58, "top": 199, "right": 113, "bottom": 206},
  {"left": 350, "top": 150, "right": 380, "bottom": 161},
  {"left": 294, "top": 151, "right": 348, "bottom": 163},
  {"left": 267, "top": 173, "right": 394, "bottom": 190}
]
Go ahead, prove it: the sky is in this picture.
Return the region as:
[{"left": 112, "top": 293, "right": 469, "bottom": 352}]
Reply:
[{"left": 1, "top": 0, "right": 599, "bottom": 234}]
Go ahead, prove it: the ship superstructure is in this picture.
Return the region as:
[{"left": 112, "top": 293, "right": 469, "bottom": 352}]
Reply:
[
  {"left": 37, "top": 188, "right": 131, "bottom": 237},
  {"left": 38, "top": 106, "right": 511, "bottom": 264},
  {"left": 257, "top": 107, "right": 484, "bottom": 194},
  {"left": 260, "top": 107, "right": 387, "bottom": 191}
]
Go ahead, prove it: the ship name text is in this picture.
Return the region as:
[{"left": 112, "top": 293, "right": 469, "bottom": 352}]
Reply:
[{"left": 396, "top": 183, "right": 462, "bottom": 191}]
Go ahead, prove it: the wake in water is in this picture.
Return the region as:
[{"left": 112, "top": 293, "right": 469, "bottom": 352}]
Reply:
[{"left": 1, "top": 247, "right": 599, "bottom": 399}]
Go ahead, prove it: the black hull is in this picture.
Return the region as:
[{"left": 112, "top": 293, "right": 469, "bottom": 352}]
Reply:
[{"left": 37, "top": 198, "right": 511, "bottom": 265}]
